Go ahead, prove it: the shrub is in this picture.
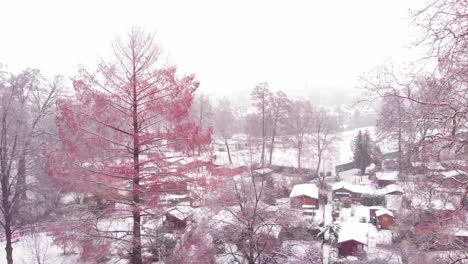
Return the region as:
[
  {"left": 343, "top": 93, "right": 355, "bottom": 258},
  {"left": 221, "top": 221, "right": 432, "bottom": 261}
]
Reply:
[
  {"left": 361, "top": 194, "right": 385, "bottom": 206},
  {"left": 343, "top": 198, "right": 351, "bottom": 208}
]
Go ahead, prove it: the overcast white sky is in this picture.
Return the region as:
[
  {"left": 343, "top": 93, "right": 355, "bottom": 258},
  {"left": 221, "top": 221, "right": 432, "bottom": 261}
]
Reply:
[{"left": 0, "top": 0, "right": 427, "bottom": 105}]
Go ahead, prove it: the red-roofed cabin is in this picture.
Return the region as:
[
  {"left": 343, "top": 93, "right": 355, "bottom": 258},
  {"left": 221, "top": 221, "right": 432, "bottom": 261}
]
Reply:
[{"left": 338, "top": 240, "right": 366, "bottom": 257}]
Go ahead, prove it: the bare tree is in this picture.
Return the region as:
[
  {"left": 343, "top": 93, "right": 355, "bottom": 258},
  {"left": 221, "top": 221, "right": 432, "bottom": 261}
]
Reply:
[
  {"left": 190, "top": 93, "right": 214, "bottom": 155},
  {"left": 0, "top": 68, "right": 62, "bottom": 264},
  {"left": 359, "top": 1, "right": 467, "bottom": 261},
  {"left": 285, "top": 100, "right": 313, "bottom": 169},
  {"left": 208, "top": 173, "right": 292, "bottom": 264},
  {"left": 251, "top": 82, "right": 272, "bottom": 168},
  {"left": 266, "top": 91, "right": 290, "bottom": 165},
  {"left": 311, "top": 108, "right": 339, "bottom": 186},
  {"left": 214, "top": 98, "right": 237, "bottom": 164}
]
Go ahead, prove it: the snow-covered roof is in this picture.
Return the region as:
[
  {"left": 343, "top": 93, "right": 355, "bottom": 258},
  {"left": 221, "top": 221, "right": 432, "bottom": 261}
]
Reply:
[
  {"left": 451, "top": 228, "right": 468, "bottom": 237},
  {"left": 376, "top": 184, "right": 403, "bottom": 195},
  {"left": 375, "top": 208, "right": 394, "bottom": 217},
  {"left": 332, "top": 181, "right": 374, "bottom": 194},
  {"left": 289, "top": 183, "right": 319, "bottom": 199},
  {"left": 332, "top": 181, "right": 355, "bottom": 191},
  {"left": 166, "top": 206, "right": 194, "bottom": 221},
  {"left": 375, "top": 171, "right": 398, "bottom": 181},
  {"left": 337, "top": 223, "right": 368, "bottom": 245}
]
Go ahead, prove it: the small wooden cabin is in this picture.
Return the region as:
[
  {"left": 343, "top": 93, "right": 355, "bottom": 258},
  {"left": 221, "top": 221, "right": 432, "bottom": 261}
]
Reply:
[
  {"left": 376, "top": 208, "right": 394, "bottom": 229},
  {"left": 337, "top": 223, "right": 368, "bottom": 258},
  {"left": 289, "top": 183, "right": 319, "bottom": 209},
  {"left": 164, "top": 206, "right": 194, "bottom": 229}
]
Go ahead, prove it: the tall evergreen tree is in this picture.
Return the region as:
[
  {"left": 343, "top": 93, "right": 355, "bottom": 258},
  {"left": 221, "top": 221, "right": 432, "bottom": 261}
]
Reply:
[{"left": 352, "top": 130, "right": 373, "bottom": 175}]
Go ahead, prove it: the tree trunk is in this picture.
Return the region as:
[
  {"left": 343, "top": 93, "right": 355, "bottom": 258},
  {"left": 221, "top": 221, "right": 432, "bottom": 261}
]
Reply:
[
  {"left": 397, "top": 97, "right": 403, "bottom": 178},
  {"left": 268, "top": 120, "right": 277, "bottom": 165},
  {"left": 131, "top": 64, "right": 142, "bottom": 264},
  {"left": 297, "top": 140, "right": 302, "bottom": 169},
  {"left": 321, "top": 240, "right": 324, "bottom": 264},
  {"left": 4, "top": 223, "right": 13, "bottom": 264},
  {"left": 225, "top": 140, "right": 232, "bottom": 165},
  {"left": 1, "top": 113, "right": 14, "bottom": 264},
  {"left": 260, "top": 94, "right": 266, "bottom": 168},
  {"left": 1, "top": 194, "right": 13, "bottom": 264},
  {"left": 316, "top": 154, "right": 322, "bottom": 185},
  {"left": 198, "top": 96, "right": 204, "bottom": 156},
  {"left": 16, "top": 152, "right": 27, "bottom": 201}
]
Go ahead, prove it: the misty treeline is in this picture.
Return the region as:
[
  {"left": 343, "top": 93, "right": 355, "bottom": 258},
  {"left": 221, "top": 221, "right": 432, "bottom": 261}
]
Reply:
[
  {"left": 192, "top": 81, "right": 341, "bottom": 171},
  {"left": 0, "top": 0, "right": 465, "bottom": 263}
]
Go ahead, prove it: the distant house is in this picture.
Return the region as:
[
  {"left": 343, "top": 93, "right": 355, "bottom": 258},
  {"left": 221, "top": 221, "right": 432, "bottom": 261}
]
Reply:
[
  {"left": 209, "top": 165, "right": 246, "bottom": 177},
  {"left": 252, "top": 167, "right": 274, "bottom": 177},
  {"left": 375, "top": 171, "right": 398, "bottom": 187},
  {"left": 375, "top": 208, "right": 394, "bottom": 229},
  {"left": 289, "top": 183, "right": 319, "bottom": 209},
  {"left": 158, "top": 193, "right": 190, "bottom": 205},
  {"left": 337, "top": 223, "right": 368, "bottom": 257},
  {"left": 332, "top": 181, "right": 356, "bottom": 199},
  {"left": 164, "top": 206, "right": 194, "bottom": 229},
  {"left": 332, "top": 181, "right": 373, "bottom": 202},
  {"left": 213, "top": 134, "right": 250, "bottom": 152}
]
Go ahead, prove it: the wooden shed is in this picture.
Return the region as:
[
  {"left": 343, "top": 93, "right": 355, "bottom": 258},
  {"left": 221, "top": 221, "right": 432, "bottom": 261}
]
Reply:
[
  {"left": 337, "top": 223, "right": 368, "bottom": 258},
  {"left": 289, "top": 183, "right": 319, "bottom": 209},
  {"left": 376, "top": 208, "right": 394, "bottom": 229},
  {"left": 164, "top": 206, "right": 194, "bottom": 229}
]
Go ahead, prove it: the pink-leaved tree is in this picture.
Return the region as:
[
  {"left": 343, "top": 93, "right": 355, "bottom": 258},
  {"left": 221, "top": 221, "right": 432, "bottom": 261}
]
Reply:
[{"left": 45, "top": 28, "right": 211, "bottom": 264}]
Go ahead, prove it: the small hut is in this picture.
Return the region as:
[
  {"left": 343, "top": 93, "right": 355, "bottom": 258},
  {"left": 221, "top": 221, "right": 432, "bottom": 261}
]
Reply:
[
  {"left": 337, "top": 223, "right": 368, "bottom": 257},
  {"left": 164, "top": 206, "right": 194, "bottom": 229},
  {"left": 375, "top": 208, "right": 394, "bottom": 229},
  {"left": 289, "top": 183, "right": 319, "bottom": 209}
]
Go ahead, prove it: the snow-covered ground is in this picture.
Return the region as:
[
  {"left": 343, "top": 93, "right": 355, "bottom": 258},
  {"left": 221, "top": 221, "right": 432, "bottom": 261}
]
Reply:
[
  {"left": 0, "top": 233, "right": 83, "bottom": 264},
  {"left": 214, "top": 126, "right": 397, "bottom": 174}
]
